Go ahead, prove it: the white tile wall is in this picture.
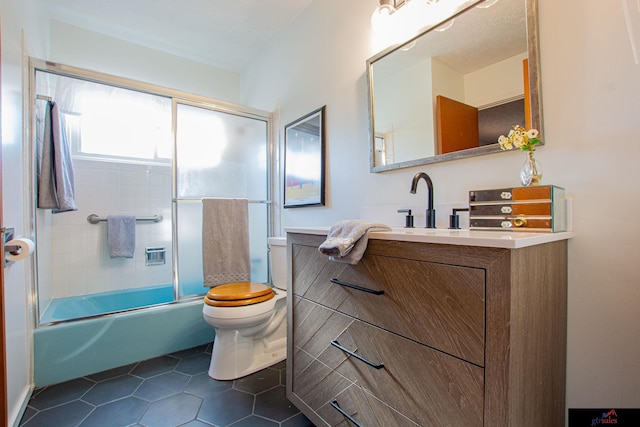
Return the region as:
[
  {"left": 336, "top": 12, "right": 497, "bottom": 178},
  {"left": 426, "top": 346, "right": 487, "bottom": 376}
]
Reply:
[{"left": 36, "top": 158, "right": 173, "bottom": 300}]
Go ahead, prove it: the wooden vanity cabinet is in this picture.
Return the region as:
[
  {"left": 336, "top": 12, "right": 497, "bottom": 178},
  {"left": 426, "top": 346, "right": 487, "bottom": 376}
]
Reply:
[{"left": 286, "top": 233, "right": 568, "bottom": 427}]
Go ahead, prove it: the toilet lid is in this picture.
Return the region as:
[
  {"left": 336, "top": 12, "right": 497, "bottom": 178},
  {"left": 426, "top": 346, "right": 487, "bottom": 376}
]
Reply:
[{"left": 204, "top": 282, "right": 275, "bottom": 307}]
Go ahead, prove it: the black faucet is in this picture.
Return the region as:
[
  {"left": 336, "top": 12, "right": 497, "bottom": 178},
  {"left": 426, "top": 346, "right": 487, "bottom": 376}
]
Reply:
[{"left": 410, "top": 172, "right": 436, "bottom": 228}]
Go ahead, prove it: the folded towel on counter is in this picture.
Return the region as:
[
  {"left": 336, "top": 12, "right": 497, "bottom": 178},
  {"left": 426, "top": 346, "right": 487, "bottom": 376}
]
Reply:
[
  {"left": 202, "top": 198, "right": 251, "bottom": 287},
  {"left": 318, "top": 220, "right": 391, "bottom": 265},
  {"left": 107, "top": 215, "right": 136, "bottom": 258}
]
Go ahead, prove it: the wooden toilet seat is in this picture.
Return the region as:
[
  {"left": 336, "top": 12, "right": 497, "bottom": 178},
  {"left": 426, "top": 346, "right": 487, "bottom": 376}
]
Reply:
[{"left": 204, "top": 282, "right": 275, "bottom": 307}]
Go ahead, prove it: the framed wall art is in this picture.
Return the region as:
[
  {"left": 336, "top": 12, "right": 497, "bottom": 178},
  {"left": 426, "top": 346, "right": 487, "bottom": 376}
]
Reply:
[{"left": 283, "top": 106, "right": 326, "bottom": 208}]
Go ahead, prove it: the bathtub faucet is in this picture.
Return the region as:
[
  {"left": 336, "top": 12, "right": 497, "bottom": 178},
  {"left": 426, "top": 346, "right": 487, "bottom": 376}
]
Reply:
[{"left": 410, "top": 172, "right": 436, "bottom": 228}]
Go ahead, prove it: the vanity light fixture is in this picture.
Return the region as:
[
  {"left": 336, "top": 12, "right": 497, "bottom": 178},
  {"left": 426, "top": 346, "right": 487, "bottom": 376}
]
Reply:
[
  {"left": 434, "top": 17, "right": 455, "bottom": 32},
  {"left": 399, "top": 40, "right": 417, "bottom": 51},
  {"left": 371, "top": 0, "right": 397, "bottom": 33},
  {"left": 476, "top": 0, "right": 499, "bottom": 8},
  {"left": 371, "top": 0, "right": 463, "bottom": 38}
]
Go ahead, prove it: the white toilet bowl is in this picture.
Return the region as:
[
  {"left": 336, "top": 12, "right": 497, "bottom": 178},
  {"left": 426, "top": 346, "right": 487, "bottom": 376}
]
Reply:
[{"left": 202, "top": 237, "right": 287, "bottom": 380}]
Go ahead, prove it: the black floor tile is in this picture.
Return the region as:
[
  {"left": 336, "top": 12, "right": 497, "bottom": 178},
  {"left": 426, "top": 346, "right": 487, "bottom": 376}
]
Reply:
[
  {"left": 85, "top": 363, "right": 136, "bottom": 382},
  {"left": 170, "top": 344, "right": 210, "bottom": 359},
  {"left": 175, "top": 353, "right": 211, "bottom": 375},
  {"left": 19, "top": 345, "right": 313, "bottom": 427},
  {"left": 28, "top": 377, "right": 95, "bottom": 410},
  {"left": 21, "top": 400, "right": 93, "bottom": 427},
  {"left": 197, "top": 389, "right": 254, "bottom": 426},
  {"left": 179, "top": 420, "right": 214, "bottom": 427},
  {"left": 131, "top": 355, "right": 179, "bottom": 378},
  {"left": 81, "top": 374, "right": 143, "bottom": 405},
  {"left": 228, "top": 415, "right": 279, "bottom": 426},
  {"left": 78, "top": 396, "right": 148, "bottom": 427},
  {"left": 19, "top": 406, "right": 37, "bottom": 425},
  {"left": 255, "top": 385, "right": 301, "bottom": 422},
  {"left": 184, "top": 372, "right": 232, "bottom": 398},
  {"left": 282, "top": 413, "right": 316, "bottom": 427},
  {"left": 134, "top": 371, "right": 190, "bottom": 402},
  {"left": 139, "top": 393, "right": 203, "bottom": 427},
  {"left": 233, "top": 368, "right": 281, "bottom": 394}
]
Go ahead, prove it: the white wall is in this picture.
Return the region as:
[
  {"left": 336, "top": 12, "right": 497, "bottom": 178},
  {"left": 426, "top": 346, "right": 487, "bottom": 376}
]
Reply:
[
  {"left": 464, "top": 52, "right": 527, "bottom": 107},
  {"left": 243, "top": 0, "right": 640, "bottom": 410},
  {"left": 1, "top": 0, "right": 48, "bottom": 424},
  {"left": 376, "top": 58, "right": 435, "bottom": 163},
  {"left": 48, "top": 20, "right": 241, "bottom": 104}
]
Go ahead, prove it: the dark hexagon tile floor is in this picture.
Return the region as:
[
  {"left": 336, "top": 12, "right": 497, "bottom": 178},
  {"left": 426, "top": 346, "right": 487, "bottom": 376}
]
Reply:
[{"left": 19, "top": 344, "right": 314, "bottom": 427}]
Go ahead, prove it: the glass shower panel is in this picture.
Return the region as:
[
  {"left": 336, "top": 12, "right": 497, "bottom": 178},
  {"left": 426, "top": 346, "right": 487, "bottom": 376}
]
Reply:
[
  {"left": 33, "top": 70, "right": 174, "bottom": 324},
  {"left": 175, "top": 103, "right": 269, "bottom": 298}
]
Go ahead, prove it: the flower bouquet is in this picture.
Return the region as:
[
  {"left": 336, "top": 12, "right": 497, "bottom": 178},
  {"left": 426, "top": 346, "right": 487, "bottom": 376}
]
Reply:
[{"left": 498, "top": 125, "right": 542, "bottom": 186}]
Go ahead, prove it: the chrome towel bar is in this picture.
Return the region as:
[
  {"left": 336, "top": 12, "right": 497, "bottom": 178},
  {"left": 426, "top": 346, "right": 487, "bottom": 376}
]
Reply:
[{"left": 87, "top": 214, "right": 163, "bottom": 224}]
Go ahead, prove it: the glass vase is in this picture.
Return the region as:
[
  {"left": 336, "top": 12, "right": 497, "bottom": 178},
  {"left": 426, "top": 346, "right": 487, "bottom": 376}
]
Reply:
[{"left": 520, "top": 151, "right": 542, "bottom": 186}]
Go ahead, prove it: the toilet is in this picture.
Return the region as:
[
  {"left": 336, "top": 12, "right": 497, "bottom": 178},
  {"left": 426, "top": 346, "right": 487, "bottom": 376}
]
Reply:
[{"left": 202, "top": 237, "right": 287, "bottom": 380}]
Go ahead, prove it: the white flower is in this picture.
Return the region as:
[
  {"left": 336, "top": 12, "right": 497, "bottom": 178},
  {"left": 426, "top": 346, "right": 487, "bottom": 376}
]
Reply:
[
  {"left": 498, "top": 125, "right": 541, "bottom": 151},
  {"left": 513, "top": 135, "right": 525, "bottom": 148},
  {"left": 498, "top": 135, "right": 513, "bottom": 150}
]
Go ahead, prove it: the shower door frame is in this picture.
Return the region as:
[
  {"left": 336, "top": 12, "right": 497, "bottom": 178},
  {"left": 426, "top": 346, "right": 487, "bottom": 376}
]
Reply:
[
  {"left": 27, "top": 58, "right": 275, "bottom": 326},
  {"left": 171, "top": 98, "right": 275, "bottom": 299}
]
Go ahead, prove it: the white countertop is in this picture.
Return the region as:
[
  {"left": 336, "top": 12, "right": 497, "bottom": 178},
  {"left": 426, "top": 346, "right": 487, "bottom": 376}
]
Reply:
[{"left": 285, "top": 226, "right": 573, "bottom": 249}]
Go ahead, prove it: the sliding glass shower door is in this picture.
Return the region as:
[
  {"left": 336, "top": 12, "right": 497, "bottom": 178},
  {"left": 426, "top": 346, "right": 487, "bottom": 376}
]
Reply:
[
  {"left": 174, "top": 102, "right": 270, "bottom": 297},
  {"left": 31, "top": 62, "right": 272, "bottom": 324}
]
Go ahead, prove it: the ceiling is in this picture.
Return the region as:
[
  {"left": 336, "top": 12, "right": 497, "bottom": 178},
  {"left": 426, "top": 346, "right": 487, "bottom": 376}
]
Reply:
[
  {"left": 373, "top": 0, "right": 526, "bottom": 75},
  {"left": 40, "top": 0, "right": 314, "bottom": 73}
]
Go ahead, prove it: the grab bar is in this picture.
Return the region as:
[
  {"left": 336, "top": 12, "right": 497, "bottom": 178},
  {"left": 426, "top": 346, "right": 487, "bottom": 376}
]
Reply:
[{"left": 86, "top": 214, "right": 163, "bottom": 224}]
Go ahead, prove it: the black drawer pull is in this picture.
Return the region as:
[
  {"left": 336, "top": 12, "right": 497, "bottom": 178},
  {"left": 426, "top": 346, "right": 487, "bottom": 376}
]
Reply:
[
  {"left": 330, "top": 278, "right": 384, "bottom": 295},
  {"left": 330, "top": 400, "right": 364, "bottom": 427},
  {"left": 331, "top": 340, "right": 384, "bottom": 369}
]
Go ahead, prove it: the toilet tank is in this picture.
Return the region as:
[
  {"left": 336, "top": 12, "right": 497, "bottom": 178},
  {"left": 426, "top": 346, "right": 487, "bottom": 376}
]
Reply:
[{"left": 268, "top": 237, "right": 287, "bottom": 290}]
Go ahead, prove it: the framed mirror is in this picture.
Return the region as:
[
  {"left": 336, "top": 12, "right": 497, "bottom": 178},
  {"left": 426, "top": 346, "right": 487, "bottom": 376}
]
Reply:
[{"left": 367, "top": 0, "right": 542, "bottom": 172}]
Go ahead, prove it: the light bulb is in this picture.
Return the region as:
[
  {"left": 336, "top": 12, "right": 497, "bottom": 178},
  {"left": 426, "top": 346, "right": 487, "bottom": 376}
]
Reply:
[
  {"left": 371, "top": 3, "right": 395, "bottom": 34},
  {"left": 477, "top": 0, "right": 499, "bottom": 8},
  {"left": 434, "top": 18, "right": 455, "bottom": 31}
]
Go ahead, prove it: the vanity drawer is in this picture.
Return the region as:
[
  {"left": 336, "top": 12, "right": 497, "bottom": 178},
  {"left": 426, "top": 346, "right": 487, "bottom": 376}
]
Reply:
[
  {"left": 291, "top": 297, "right": 484, "bottom": 427},
  {"left": 316, "top": 384, "right": 422, "bottom": 427},
  {"left": 469, "top": 185, "right": 567, "bottom": 232},
  {"left": 469, "top": 185, "right": 561, "bottom": 202},
  {"left": 469, "top": 202, "right": 551, "bottom": 216},
  {"left": 470, "top": 216, "right": 552, "bottom": 231},
  {"left": 291, "top": 244, "right": 486, "bottom": 366}
]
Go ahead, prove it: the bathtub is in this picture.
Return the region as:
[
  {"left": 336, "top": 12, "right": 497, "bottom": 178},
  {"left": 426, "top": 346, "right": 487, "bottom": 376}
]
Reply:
[
  {"left": 39, "top": 284, "right": 176, "bottom": 324},
  {"left": 33, "top": 296, "right": 213, "bottom": 386}
]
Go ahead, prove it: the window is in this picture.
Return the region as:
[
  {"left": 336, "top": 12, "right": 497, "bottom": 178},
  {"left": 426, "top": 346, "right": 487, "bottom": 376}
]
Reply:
[{"left": 36, "top": 71, "right": 172, "bottom": 164}]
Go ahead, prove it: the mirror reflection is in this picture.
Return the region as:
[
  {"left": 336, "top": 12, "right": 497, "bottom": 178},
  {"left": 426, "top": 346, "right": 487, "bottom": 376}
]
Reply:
[{"left": 368, "top": 0, "right": 541, "bottom": 172}]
